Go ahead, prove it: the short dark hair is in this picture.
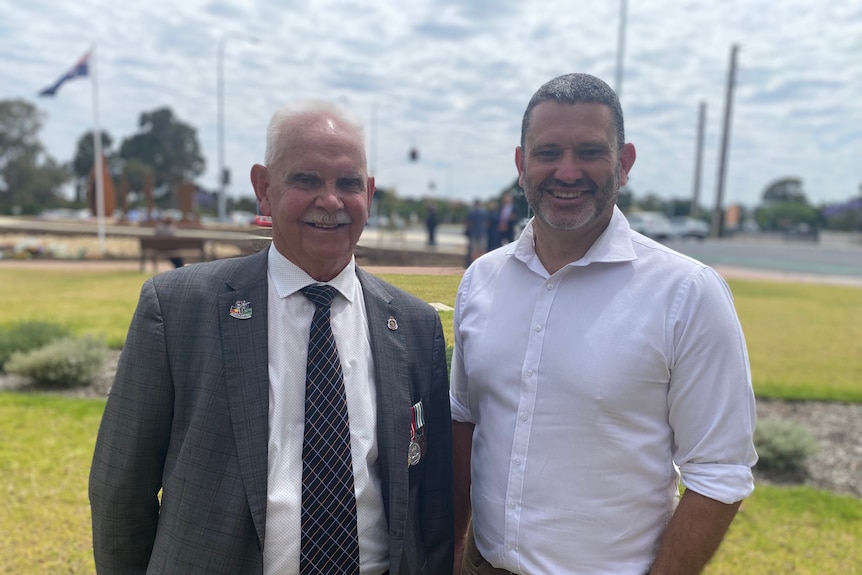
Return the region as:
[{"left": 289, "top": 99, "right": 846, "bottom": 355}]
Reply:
[{"left": 520, "top": 73, "right": 625, "bottom": 151}]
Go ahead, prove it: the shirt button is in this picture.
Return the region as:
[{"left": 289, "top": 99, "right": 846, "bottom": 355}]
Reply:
[
  {"left": 527, "top": 369, "right": 534, "bottom": 376},
  {"left": 508, "top": 501, "right": 516, "bottom": 509},
  {"left": 513, "top": 458, "right": 521, "bottom": 466},
  {"left": 520, "top": 414, "right": 528, "bottom": 421},
  {"left": 546, "top": 283, "right": 554, "bottom": 290},
  {"left": 534, "top": 325, "right": 541, "bottom": 332}
]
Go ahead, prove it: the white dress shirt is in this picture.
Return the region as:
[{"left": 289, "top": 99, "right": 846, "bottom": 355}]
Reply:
[
  {"left": 263, "top": 247, "right": 388, "bottom": 575},
  {"left": 450, "top": 207, "right": 757, "bottom": 574}
]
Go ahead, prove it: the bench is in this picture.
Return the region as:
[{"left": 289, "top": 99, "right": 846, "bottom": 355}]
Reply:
[{"left": 139, "top": 236, "right": 209, "bottom": 272}]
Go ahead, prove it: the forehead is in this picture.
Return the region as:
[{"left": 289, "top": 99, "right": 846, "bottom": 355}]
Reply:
[
  {"left": 276, "top": 117, "right": 367, "bottom": 172},
  {"left": 526, "top": 102, "right": 616, "bottom": 148}
]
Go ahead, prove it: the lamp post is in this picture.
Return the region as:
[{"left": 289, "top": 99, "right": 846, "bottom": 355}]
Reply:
[
  {"left": 217, "top": 35, "right": 257, "bottom": 222},
  {"left": 615, "top": 0, "right": 627, "bottom": 99}
]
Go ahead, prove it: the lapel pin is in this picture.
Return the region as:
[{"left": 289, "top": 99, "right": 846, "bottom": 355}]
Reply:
[
  {"left": 387, "top": 316, "right": 398, "bottom": 331},
  {"left": 229, "top": 300, "right": 253, "bottom": 320}
]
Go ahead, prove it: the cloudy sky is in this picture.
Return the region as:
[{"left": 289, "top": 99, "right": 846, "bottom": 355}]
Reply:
[{"left": 2, "top": 0, "right": 861, "bottom": 208}]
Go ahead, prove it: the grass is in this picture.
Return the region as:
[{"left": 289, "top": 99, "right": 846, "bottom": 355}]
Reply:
[
  {"left": 3, "top": 270, "right": 144, "bottom": 349},
  {"left": 731, "top": 280, "right": 862, "bottom": 402},
  {"left": 1, "top": 392, "right": 860, "bottom": 573},
  {"left": 705, "top": 486, "right": 862, "bottom": 574},
  {"left": 1, "top": 266, "right": 861, "bottom": 572},
  {"left": 0, "top": 394, "right": 104, "bottom": 573},
  {"left": 3, "top": 268, "right": 860, "bottom": 401}
]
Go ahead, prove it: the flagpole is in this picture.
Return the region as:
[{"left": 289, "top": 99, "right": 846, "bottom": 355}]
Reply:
[{"left": 90, "top": 45, "right": 106, "bottom": 255}]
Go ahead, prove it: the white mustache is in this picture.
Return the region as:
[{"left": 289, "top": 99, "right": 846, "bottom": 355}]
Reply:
[{"left": 303, "top": 211, "right": 353, "bottom": 225}]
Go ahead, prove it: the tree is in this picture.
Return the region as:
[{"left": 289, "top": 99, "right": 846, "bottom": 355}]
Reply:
[
  {"left": 71, "top": 130, "right": 114, "bottom": 203},
  {"left": 0, "top": 99, "right": 69, "bottom": 214},
  {"left": 757, "top": 177, "right": 818, "bottom": 231},
  {"left": 119, "top": 107, "right": 205, "bottom": 198},
  {"left": 762, "top": 177, "right": 807, "bottom": 204}
]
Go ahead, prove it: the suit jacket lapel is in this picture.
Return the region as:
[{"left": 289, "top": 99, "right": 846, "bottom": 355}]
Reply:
[
  {"left": 219, "top": 250, "right": 270, "bottom": 547},
  {"left": 358, "top": 269, "right": 412, "bottom": 542}
]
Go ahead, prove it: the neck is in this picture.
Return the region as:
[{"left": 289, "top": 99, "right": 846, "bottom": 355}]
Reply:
[{"left": 532, "top": 220, "right": 609, "bottom": 275}]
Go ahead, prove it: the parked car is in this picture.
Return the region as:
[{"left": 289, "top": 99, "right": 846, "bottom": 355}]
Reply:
[
  {"left": 625, "top": 212, "right": 672, "bottom": 240},
  {"left": 669, "top": 216, "right": 710, "bottom": 240}
]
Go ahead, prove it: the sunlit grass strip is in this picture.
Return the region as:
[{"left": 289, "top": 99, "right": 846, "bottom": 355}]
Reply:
[
  {"left": 730, "top": 280, "right": 862, "bottom": 402},
  {"left": 1, "top": 393, "right": 861, "bottom": 574},
  {"left": 2, "top": 268, "right": 861, "bottom": 402},
  {"left": 0, "top": 394, "right": 103, "bottom": 573},
  {"left": 705, "top": 485, "right": 862, "bottom": 574},
  {"left": 3, "top": 269, "right": 144, "bottom": 349}
]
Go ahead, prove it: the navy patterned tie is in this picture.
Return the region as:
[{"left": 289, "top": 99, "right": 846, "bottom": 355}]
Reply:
[{"left": 299, "top": 284, "right": 360, "bottom": 575}]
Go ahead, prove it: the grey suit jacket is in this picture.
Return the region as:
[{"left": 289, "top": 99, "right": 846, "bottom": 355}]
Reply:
[{"left": 89, "top": 249, "right": 453, "bottom": 574}]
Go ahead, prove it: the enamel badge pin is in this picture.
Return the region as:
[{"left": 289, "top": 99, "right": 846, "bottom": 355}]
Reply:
[
  {"left": 387, "top": 316, "right": 398, "bottom": 331},
  {"left": 229, "top": 300, "right": 253, "bottom": 320}
]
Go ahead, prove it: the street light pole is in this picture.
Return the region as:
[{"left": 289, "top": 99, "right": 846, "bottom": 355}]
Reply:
[
  {"left": 217, "top": 37, "right": 226, "bottom": 222},
  {"left": 615, "top": 0, "right": 628, "bottom": 99},
  {"left": 217, "top": 35, "right": 257, "bottom": 223}
]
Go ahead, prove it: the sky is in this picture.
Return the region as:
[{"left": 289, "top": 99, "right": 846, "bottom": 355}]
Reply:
[{"left": 2, "top": 0, "right": 861, "bottom": 209}]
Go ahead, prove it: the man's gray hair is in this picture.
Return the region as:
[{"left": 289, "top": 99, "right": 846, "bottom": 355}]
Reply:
[
  {"left": 264, "top": 100, "right": 366, "bottom": 166},
  {"left": 520, "top": 73, "right": 625, "bottom": 151}
]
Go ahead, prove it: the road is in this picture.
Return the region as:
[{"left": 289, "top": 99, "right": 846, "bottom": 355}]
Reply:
[{"left": 2, "top": 216, "right": 860, "bottom": 287}]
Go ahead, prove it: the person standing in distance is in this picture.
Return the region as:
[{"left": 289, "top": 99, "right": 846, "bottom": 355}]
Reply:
[
  {"left": 90, "top": 100, "right": 453, "bottom": 574},
  {"left": 450, "top": 74, "right": 757, "bottom": 574}
]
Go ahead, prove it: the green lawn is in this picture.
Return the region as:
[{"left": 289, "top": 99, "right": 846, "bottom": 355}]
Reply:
[
  {"left": 0, "top": 394, "right": 104, "bottom": 573},
  {"left": 6, "top": 268, "right": 859, "bottom": 401},
  {"left": 2, "top": 266, "right": 861, "bottom": 572}
]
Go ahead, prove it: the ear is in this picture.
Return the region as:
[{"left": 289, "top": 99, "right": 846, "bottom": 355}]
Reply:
[
  {"left": 366, "top": 176, "right": 376, "bottom": 204},
  {"left": 515, "top": 146, "right": 526, "bottom": 189},
  {"left": 618, "top": 143, "right": 636, "bottom": 186},
  {"left": 250, "top": 164, "right": 271, "bottom": 216}
]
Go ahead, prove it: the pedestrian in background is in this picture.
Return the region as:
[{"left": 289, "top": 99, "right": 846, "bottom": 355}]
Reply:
[
  {"left": 465, "top": 199, "right": 487, "bottom": 266},
  {"left": 426, "top": 199, "right": 439, "bottom": 246},
  {"left": 497, "top": 194, "right": 517, "bottom": 245}
]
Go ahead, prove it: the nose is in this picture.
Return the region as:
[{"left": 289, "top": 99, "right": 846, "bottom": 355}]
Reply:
[
  {"left": 555, "top": 150, "right": 584, "bottom": 183},
  {"left": 315, "top": 185, "right": 344, "bottom": 211}
]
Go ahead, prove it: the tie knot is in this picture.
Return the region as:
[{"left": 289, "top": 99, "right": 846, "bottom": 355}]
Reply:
[{"left": 301, "top": 284, "right": 338, "bottom": 310}]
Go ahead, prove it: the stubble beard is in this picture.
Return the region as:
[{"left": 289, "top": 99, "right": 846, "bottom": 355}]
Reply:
[{"left": 526, "top": 167, "right": 620, "bottom": 231}]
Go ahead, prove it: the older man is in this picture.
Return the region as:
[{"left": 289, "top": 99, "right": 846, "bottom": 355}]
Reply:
[{"left": 90, "top": 100, "right": 453, "bottom": 574}]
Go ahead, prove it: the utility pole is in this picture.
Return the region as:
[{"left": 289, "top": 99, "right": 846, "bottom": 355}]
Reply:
[
  {"left": 711, "top": 44, "right": 739, "bottom": 238},
  {"left": 615, "top": 0, "right": 628, "bottom": 99},
  {"left": 690, "top": 101, "right": 706, "bottom": 218}
]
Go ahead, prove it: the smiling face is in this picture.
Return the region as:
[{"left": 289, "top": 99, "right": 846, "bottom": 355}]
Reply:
[
  {"left": 251, "top": 112, "right": 374, "bottom": 281},
  {"left": 516, "top": 101, "right": 635, "bottom": 257}
]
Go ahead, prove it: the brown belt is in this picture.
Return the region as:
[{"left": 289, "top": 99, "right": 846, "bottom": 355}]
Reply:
[{"left": 461, "top": 524, "right": 518, "bottom": 575}]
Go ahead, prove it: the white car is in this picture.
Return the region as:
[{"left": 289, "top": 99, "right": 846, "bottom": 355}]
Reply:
[
  {"left": 626, "top": 212, "right": 672, "bottom": 240},
  {"left": 669, "top": 216, "right": 710, "bottom": 240}
]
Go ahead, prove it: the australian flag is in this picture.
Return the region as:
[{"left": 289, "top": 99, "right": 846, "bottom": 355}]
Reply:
[{"left": 39, "top": 50, "right": 91, "bottom": 97}]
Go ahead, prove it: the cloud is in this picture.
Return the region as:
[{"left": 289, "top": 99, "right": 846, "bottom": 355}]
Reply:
[{"left": 1, "top": 0, "right": 859, "bottom": 208}]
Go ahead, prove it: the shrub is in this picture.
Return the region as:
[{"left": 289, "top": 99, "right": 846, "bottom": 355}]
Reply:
[
  {"left": 4, "top": 336, "right": 107, "bottom": 388},
  {"left": 0, "top": 321, "right": 72, "bottom": 370},
  {"left": 754, "top": 418, "right": 819, "bottom": 474}
]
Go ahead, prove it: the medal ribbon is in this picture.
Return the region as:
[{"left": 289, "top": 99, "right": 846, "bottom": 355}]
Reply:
[{"left": 410, "top": 401, "right": 425, "bottom": 440}]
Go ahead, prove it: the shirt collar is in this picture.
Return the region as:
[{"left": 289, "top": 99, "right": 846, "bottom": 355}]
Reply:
[
  {"left": 514, "top": 206, "right": 638, "bottom": 272},
  {"left": 267, "top": 245, "right": 357, "bottom": 302}
]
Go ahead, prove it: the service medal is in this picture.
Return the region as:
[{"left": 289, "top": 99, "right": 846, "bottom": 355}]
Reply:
[{"left": 408, "top": 440, "right": 422, "bottom": 466}]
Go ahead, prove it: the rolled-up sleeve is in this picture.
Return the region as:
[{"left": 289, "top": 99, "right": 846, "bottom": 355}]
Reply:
[{"left": 668, "top": 268, "right": 758, "bottom": 504}]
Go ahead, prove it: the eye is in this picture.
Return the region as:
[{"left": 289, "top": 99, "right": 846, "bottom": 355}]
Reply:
[
  {"left": 534, "top": 149, "right": 560, "bottom": 160},
  {"left": 290, "top": 173, "right": 318, "bottom": 186},
  {"left": 338, "top": 177, "right": 364, "bottom": 192},
  {"left": 579, "top": 148, "right": 604, "bottom": 160}
]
